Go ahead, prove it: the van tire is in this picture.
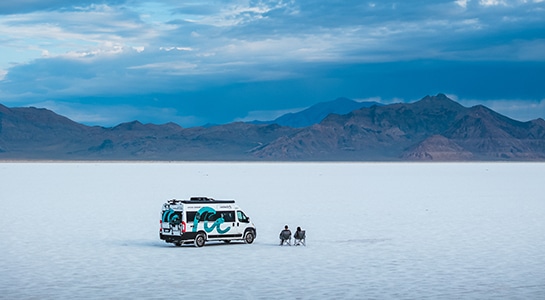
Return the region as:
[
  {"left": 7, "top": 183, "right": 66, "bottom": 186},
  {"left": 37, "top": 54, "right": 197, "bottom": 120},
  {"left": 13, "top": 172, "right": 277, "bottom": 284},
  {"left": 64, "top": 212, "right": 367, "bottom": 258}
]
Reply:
[
  {"left": 244, "top": 231, "right": 255, "bottom": 244},
  {"left": 194, "top": 233, "right": 206, "bottom": 248}
]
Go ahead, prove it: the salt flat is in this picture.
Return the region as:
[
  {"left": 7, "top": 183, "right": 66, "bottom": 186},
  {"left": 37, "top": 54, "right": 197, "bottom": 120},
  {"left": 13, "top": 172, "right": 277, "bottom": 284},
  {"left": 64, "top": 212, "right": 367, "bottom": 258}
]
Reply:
[{"left": 1, "top": 162, "right": 544, "bottom": 299}]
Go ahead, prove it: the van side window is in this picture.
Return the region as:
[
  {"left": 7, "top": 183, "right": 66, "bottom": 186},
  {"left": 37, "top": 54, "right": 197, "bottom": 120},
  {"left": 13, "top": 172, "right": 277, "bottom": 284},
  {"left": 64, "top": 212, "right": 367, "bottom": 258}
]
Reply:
[
  {"left": 200, "top": 211, "right": 216, "bottom": 221},
  {"left": 237, "top": 211, "right": 249, "bottom": 223},
  {"left": 187, "top": 212, "right": 196, "bottom": 223},
  {"left": 220, "top": 211, "right": 236, "bottom": 222},
  {"left": 188, "top": 211, "right": 236, "bottom": 222}
]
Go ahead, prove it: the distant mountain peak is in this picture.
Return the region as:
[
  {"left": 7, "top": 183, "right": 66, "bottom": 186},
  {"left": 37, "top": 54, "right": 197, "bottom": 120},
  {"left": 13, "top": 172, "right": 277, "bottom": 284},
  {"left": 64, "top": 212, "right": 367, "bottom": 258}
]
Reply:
[
  {"left": 410, "top": 93, "right": 466, "bottom": 113},
  {"left": 420, "top": 93, "right": 449, "bottom": 101},
  {"left": 417, "top": 93, "right": 459, "bottom": 104},
  {"left": 252, "top": 97, "right": 382, "bottom": 128},
  {"left": 112, "top": 120, "right": 144, "bottom": 130}
]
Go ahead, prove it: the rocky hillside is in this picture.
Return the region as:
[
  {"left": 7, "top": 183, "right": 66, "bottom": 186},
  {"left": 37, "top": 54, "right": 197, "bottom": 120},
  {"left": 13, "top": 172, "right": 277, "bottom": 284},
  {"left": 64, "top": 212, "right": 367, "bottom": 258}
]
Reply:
[
  {"left": 1, "top": 94, "right": 544, "bottom": 161},
  {"left": 250, "top": 94, "right": 545, "bottom": 160}
]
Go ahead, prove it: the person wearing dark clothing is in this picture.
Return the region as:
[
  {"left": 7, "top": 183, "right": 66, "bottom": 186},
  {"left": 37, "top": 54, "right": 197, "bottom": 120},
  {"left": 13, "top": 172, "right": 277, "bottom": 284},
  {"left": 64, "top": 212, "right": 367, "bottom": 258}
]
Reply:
[
  {"left": 294, "top": 227, "right": 303, "bottom": 239},
  {"left": 294, "top": 226, "right": 306, "bottom": 246},
  {"left": 279, "top": 225, "right": 292, "bottom": 245}
]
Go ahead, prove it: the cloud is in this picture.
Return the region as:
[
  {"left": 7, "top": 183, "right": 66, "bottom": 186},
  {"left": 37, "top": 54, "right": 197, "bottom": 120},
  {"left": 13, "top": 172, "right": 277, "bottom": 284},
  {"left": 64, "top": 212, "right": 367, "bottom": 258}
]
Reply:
[
  {"left": 0, "top": 1, "right": 127, "bottom": 14},
  {"left": 457, "top": 97, "right": 545, "bottom": 121},
  {"left": 479, "top": 0, "right": 507, "bottom": 6},
  {"left": 159, "top": 47, "right": 193, "bottom": 51},
  {"left": 2, "top": 1, "right": 544, "bottom": 70},
  {"left": 354, "top": 96, "right": 405, "bottom": 105},
  {"left": 456, "top": 0, "right": 470, "bottom": 8},
  {"left": 29, "top": 99, "right": 201, "bottom": 127}
]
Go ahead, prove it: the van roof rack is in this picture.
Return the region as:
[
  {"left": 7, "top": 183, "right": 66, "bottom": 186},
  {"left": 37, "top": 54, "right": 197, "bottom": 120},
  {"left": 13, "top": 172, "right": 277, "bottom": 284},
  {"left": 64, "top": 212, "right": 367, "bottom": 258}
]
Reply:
[
  {"left": 166, "top": 197, "right": 235, "bottom": 204},
  {"left": 189, "top": 197, "right": 215, "bottom": 201},
  {"left": 184, "top": 197, "right": 235, "bottom": 204}
]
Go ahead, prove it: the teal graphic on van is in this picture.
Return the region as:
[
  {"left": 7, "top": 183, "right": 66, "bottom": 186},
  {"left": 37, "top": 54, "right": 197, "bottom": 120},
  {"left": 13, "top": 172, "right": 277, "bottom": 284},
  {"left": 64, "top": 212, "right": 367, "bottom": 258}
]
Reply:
[
  {"left": 192, "top": 207, "right": 230, "bottom": 234},
  {"left": 162, "top": 209, "right": 181, "bottom": 226}
]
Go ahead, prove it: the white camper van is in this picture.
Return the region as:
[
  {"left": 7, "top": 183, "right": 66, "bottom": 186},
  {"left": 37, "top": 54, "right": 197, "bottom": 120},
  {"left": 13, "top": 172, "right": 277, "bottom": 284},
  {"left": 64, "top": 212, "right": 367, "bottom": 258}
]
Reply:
[{"left": 159, "top": 197, "right": 257, "bottom": 247}]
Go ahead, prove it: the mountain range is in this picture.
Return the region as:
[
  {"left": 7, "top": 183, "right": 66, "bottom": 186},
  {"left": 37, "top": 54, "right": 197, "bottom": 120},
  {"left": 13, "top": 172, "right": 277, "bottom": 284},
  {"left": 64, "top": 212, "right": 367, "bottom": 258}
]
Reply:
[{"left": 1, "top": 94, "right": 544, "bottom": 161}]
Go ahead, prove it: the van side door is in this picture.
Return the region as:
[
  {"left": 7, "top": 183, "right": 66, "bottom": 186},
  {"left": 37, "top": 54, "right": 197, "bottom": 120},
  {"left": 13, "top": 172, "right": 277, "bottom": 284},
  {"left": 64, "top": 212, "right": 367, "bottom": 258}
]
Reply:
[
  {"left": 235, "top": 210, "right": 251, "bottom": 235},
  {"left": 215, "top": 210, "right": 238, "bottom": 237}
]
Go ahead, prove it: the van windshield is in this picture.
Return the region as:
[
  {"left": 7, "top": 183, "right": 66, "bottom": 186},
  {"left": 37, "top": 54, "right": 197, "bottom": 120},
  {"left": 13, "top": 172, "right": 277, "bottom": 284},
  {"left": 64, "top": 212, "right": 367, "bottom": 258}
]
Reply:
[{"left": 237, "top": 211, "right": 249, "bottom": 223}]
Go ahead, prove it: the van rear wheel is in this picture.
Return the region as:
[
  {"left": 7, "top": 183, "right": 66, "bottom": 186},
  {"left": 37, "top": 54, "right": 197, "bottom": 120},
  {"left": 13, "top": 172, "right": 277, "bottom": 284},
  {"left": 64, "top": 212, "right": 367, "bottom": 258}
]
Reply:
[
  {"left": 244, "top": 231, "right": 255, "bottom": 244},
  {"left": 194, "top": 233, "right": 206, "bottom": 248}
]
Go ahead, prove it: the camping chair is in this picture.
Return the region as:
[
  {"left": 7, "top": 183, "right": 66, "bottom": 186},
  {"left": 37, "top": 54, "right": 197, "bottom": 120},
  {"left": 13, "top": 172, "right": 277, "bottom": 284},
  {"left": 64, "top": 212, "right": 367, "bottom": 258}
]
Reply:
[
  {"left": 294, "top": 230, "right": 306, "bottom": 246},
  {"left": 279, "top": 230, "right": 292, "bottom": 246}
]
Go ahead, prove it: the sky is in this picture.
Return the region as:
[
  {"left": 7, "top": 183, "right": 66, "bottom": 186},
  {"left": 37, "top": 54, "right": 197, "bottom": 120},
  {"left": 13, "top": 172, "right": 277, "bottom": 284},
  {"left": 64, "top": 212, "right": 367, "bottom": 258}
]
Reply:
[{"left": 0, "top": 0, "right": 544, "bottom": 127}]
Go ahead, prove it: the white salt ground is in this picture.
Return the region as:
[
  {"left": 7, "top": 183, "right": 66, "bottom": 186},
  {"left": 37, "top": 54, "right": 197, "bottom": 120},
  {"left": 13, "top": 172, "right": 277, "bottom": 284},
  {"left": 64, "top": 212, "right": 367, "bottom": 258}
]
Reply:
[{"left": 1, "top": 162, "right": 544, "bottom": 299}]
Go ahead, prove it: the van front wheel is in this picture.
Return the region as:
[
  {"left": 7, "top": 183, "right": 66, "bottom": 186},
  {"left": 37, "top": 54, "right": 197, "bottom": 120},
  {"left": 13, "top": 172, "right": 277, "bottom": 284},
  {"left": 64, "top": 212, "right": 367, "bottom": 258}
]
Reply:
[
  {"left": 244, "top": 231, "right": 255, "bottom": 244},
  {"left": 194, "top": 233, "right": 206, "bottom": 248}
]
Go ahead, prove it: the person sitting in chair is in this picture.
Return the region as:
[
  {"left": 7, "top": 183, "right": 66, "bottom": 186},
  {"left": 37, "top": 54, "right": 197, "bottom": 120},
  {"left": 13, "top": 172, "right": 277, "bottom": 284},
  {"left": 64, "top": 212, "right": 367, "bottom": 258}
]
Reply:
[
  {"left": 279, "top": 225, "right": 292, "bottom": 246},
  {"left": 294, "top": 226, "right": 306, "bottom": 246}
]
